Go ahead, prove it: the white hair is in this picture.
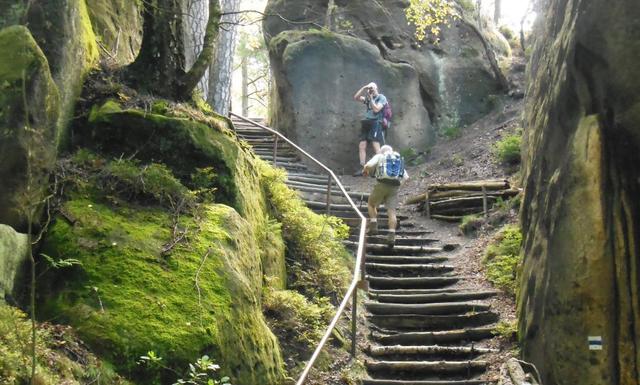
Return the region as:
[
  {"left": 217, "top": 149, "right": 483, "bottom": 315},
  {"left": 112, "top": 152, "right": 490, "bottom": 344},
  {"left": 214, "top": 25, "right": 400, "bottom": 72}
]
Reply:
[{"left": 380, "top": 145, "right": 393, "bottom": 154}]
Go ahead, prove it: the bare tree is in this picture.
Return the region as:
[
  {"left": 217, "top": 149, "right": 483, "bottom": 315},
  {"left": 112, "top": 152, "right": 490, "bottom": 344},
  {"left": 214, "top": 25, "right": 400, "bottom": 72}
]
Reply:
[{"left": 494, "top": 0, "right": 501, "bottom": 24}]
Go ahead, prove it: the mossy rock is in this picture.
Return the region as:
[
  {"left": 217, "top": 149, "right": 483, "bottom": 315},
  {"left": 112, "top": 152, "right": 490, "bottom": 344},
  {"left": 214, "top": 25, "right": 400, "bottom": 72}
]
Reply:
[
  {"left": 0, "top": 25, "right": 60, "bottom": 230},
  {"left": 79, "top": 101, "right": 254, "bottom": 213},
  {"left": 0, "top": 224, "right": 29, "bottom": 303},
  {"left": 40, "top": 199, "right": 286, "bottom": 384},
  {"left": 26, "top": 0, "right": 99, "bottom": 146},
  {"left": 85, "top": 0, "right": 143, "bottom": 64}
]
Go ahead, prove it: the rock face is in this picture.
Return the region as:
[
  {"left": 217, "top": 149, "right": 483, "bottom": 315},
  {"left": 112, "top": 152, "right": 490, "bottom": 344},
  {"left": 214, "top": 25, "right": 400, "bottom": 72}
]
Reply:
[
  {"left": 264, "top": 0, "right": 508, "bottom": 171},
  {"left": 518, "top": 0, "right": 640, "bottom": 384},
  {"left": 0, "top": 224, "right": 29, "bottom": 303},
  {"left": 0, "top": 25, "right": 60, "bottom": 231}
]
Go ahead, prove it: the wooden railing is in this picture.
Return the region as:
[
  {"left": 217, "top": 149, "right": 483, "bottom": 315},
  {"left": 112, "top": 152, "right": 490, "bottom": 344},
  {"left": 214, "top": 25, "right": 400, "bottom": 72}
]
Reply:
[{"left": 229, "top": 112, "right": 367, "bottom": 384}]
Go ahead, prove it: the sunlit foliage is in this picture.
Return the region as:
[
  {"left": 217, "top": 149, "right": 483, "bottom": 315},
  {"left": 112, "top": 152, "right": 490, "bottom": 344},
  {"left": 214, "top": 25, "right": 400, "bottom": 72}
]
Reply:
[{"left": 406, "top": 0, "right": 457, "bottom": 42}]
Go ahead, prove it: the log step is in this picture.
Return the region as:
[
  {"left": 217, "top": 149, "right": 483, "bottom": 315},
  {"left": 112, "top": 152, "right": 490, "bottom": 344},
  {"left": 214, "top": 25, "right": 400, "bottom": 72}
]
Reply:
[
  {"left": 352, "top": 243, "right": 444, "bottom": 255},
  {"left": 362, "top": 379, "right": 495, "bottom": 385},
  {"left": 365, "top": 302, "right": 491, "bottom": 316},
  {"left": 365, "top": 256, "right": 450, "bottom": 264},
  {"left": 353, "top": 236, "right": 439, "bottom": 246},
  {"left": 366, "top": 312, "right": 499, "bottom": 331},
  {"left": 369, "top": 291, "right": 498, "bottom": 304},
  {"left": 368, "top": 288, "right": 461, "bottom": 295},
  {"left": 372, "top": 327, "right": 495, "bottom": 345},
  {"left": 365, "top": 360, "right": 487, "bottom": 375},
  {"left": 367, "top": 345, "right": 498, "bottom": 359},
  {"left": 367, "top": 276, "right": 460, "bottom": 290},
  {"left": 365, "top": 263, "right": 455, "bottom": 276}
]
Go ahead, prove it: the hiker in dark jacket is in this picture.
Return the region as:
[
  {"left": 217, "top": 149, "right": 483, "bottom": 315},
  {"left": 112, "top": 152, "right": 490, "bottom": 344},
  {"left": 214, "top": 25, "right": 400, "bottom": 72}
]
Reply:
[{"left": 353, "top": 82, "right": 387, "bottom": 176}]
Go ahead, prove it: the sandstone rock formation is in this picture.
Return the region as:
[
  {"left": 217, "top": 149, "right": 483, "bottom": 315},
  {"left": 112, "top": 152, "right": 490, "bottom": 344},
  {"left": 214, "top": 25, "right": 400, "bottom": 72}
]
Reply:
[
  {"left": 0, "top": 224, "right": 29, "bottom": 303},
  {"left": 264, "top": 0, "right": 509, "bottom": 171},
  {"left": 0, "top": 26, "right": 60, "bottom": 231},
  {"left": 518, "top": 0, "right": 640, "bottom": 384}
]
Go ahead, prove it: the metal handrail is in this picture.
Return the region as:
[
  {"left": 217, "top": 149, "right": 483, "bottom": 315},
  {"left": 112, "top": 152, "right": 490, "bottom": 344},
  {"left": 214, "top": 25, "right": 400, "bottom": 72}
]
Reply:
[{"left": 229, "top": 112, "right": 367, "bottom": 385}]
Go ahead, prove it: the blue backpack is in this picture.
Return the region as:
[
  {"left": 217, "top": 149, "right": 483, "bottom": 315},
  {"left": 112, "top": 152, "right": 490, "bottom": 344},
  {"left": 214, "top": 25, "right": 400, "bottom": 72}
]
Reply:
[{"left": 376, "top": 152, "right": 405, "bottom": 183}]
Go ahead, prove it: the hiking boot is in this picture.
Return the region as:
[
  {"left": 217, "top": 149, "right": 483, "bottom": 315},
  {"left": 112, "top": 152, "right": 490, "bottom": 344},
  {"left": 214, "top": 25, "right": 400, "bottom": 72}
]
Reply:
[
  {"left": 386, "top": 231, "right": 396, "bottom": 248},
  {"left": 352, "top": 169, "right": 364, "bottom": 177},
  {"left": 367, "top": 220, "right": 378, "bottom": 235}
]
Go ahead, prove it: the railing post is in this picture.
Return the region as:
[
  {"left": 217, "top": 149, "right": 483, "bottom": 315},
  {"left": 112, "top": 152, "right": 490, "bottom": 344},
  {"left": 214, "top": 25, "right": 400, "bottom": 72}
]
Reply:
[
  {"left": 351, "top": 289, "right": 357, "bottom": 357},
  {"left": 273, "top": 135, "right": 279, "bottom": 167},
  {"left": 425, "top": 190, "right": 431, "bottom": 219},
  {"left": 482, "top": 186, "right": 488, "bottom": 217},
  {"left": 326, "top": 175, "right": 332, "bottom": 215}
]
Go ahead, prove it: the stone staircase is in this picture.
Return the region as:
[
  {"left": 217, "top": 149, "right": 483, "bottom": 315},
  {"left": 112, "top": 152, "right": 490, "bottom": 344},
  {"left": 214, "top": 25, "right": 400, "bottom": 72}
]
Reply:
[{"left": 231, "top": 116, "right": 500, "bottom": 385}]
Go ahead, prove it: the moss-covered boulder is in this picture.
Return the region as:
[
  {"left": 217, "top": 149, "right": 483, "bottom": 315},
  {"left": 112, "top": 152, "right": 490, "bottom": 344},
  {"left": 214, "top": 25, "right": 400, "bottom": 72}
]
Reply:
[
  {"left": 41, "top": 201, "right": 284, "bottom": 384},
  {"left": 0, "top": 224, "right": 29, "bottom": 303},
  {"left": 0, "top": 25, "right": 60, "bottom": 230},
  {"left": 26, "top": 0, "right": 99, "bottom": 144},
  {"left": 85, "top": 0, "right": 143, "bottom": 64},
  {"left": 518, "top": 0, "right": 640, "bottom": 383}
]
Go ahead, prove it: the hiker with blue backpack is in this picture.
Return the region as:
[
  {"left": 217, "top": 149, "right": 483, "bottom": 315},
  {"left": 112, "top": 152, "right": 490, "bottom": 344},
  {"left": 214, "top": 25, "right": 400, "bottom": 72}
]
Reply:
[
  {"left": 352, "top": 82, "right": 392, "bottom": 176},
  {"left": 362, "top": 145, "right": 408, "bottom": 246}
]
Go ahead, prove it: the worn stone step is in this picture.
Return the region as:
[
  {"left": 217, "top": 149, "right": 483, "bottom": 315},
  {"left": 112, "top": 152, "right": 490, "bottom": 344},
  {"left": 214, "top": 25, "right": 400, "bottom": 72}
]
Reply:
[
  {"left": 365, "top": 360, "right": 487, "bottom": 375},
  {"left": 367, "top": 345, "right": 498, "bottom": 359},
  {"left": 372, "top": 327, "right": 495, "bottom": 345},
  {"left": 365, "top": 263, "right": 455, "bottom": 276},
  {"left": 362, "top": 379, "right": 495, "bottom": 385},
  {"left": 367, "top": 276, "right": 459, "bottom": 290},
  {"left": 256, "top": 154, "right": 300, "bottom": 162},
  {"left": 365, "top": 301, "right": 491, "bottom": 316},
  {"left": 365, "top": 256, "right": 450, "bottom": 264},
  {"left": 367, "top": 312, "right": 499, "bottom": 331},
  {"left": 369, "top": 291, "right": 498, "bottom": 304}
]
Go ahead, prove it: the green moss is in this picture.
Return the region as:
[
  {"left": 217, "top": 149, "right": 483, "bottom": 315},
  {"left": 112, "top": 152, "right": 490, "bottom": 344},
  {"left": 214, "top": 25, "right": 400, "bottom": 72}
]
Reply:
[
  {"left": 85, "top": 0, "right": 143, "bottom": 64},
  {"left": 459, "top": 214, "right": 484, "bottom": 235},
  {"left": 484, "top": 225, "right": 522, "bottom": 296},
  {"left": 40, "top": 199, "right": 284, "bottom": 384},
  {"left": 0, "top": 302, "right": 130, "bottom": 385},
  {"left": 258, "top": 162, "right": 351, "bottom": 300}
]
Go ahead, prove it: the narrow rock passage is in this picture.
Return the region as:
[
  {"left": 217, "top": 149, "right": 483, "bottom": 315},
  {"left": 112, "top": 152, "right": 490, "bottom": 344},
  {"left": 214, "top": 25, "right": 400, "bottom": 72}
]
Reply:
[{"left": 232, "top": 116, "right": 500, "bottom": 385}]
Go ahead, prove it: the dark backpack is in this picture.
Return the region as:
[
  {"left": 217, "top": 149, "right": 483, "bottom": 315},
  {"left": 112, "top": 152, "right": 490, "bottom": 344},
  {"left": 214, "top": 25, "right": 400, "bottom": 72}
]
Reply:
[{"left": 381, "top": 101, "right": 392, "bottom": 130}]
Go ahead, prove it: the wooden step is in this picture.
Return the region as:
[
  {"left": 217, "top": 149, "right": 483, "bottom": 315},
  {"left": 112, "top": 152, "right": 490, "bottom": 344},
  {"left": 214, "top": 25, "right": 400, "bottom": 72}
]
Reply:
[
  {"left": 367, "top": 276, "right": 460, "bottom": 290},
  {"left": 365, "top": 359, "right": 487, "bottom": 375},
  {"left": 365, "top": 256, "right": 449, "bottom": 264},
  {"left": 365, "top": 302, "right": 491, "bottom": 316},
  {"left": 366, "top": 312, "right": 499, "bottom": 331},
  {"left": 367, "top": 345, "right": 498, "bottom": 359},
  {"left": 365, "top": 263, "right": 455, "bottom": 276},
  {"left": 352, "top": 235, "right": 439, "bottom": 246},
  {"left": 371, "top": 327, "right": 495, "bottom": 345},
  {"left": 362, "top": 379, "right": 495, "bottom": 385},
  {"left": 349, "top": 243, "right": 444, "bottom": 255},
  {"left": 369, "top": 291, "right": 498, "bottom": 304}
]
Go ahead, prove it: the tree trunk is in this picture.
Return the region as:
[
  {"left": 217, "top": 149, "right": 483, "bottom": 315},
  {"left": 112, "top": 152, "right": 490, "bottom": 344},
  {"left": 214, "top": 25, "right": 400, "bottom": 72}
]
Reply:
[
  {"left": 127, "top": 0, "right": 221, "bottom": 100},
  {"left": 494, "top": 0, "right": 501, "bottom": 24},
  {"left": 326, "top": 0, "right": 335, "bottom": 31},
  {"left": 241, "top": 57, "right": 249, "bottom": 115},
  {"left": 208, "top": 0, "right": 241, "bottom": 116},
  {"left": 183, "top": 0, "right": 210, "bottom": 95}
]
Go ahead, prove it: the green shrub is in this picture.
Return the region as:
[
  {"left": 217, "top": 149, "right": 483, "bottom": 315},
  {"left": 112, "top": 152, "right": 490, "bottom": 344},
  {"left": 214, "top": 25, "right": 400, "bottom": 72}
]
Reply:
[
  {"left": 484, "top": 225, "right": 523, "bottom": 295},
  {"left": 494, "top": 133, "right": 522, "bottom": 164},
  {"left": 263, "top": 288, "right": 332, "bottom": 357},
  {"left": 492, "top": 319, "right": 517, "bottom": 340},
  {"left": 441, "top": 125, "right": 462, "bottom": 139},
  {"left": 458, "top": 0, "right": 475, "bottom": 12},
  {"left": 459, "top": 214, "right": 484, "bottom": 235},
  {"left": 498, "top": 25, "right": 515, "bottom": 40}
]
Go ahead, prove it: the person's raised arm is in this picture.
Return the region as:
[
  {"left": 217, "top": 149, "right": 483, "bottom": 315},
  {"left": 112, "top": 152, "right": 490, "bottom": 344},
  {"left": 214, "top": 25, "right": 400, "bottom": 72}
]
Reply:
[{"left": 353, "top": 84, "right": 368, "bottom": 102}]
